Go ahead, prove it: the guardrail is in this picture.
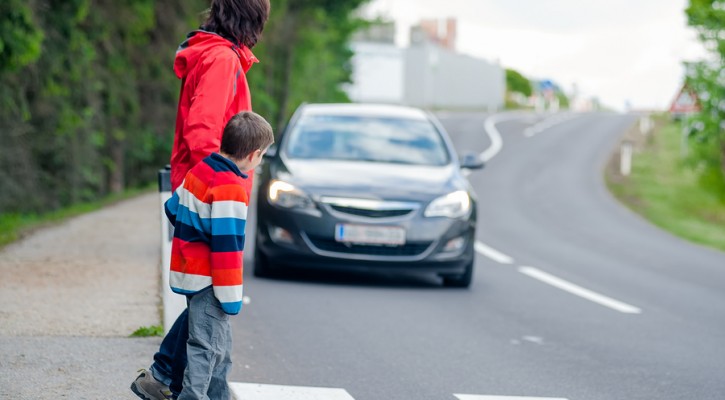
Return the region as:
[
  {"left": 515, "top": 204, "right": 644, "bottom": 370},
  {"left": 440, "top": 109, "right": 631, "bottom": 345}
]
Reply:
[{"left": 158, "top": 166, "right": 186, "bottom": 333}]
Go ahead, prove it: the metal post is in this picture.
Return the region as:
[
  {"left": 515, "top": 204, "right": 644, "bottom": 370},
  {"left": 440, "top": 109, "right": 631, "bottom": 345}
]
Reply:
[
  {"left": 620, "top": 141, "right": 633, "bottom": 176},
  {"left": 681, "top": 123, "right": 689, "bottom": 158},
  {"left": 158, "top": 165, "right": 186, "bottom": 333},
  {"left": 639, "top": 115, "right": 652, "bottom": 135}
]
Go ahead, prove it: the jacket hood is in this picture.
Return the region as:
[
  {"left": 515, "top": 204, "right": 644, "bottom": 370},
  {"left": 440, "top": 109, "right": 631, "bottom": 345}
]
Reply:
[{"left": 173, "top": 30, "right": 259, "bottom": 79}]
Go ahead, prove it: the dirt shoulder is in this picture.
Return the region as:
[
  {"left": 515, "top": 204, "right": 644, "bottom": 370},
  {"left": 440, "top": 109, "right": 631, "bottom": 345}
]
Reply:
[
  {"left": 0, "top": 192, "right": 161, "bottom": 336},
  {"left": 0, "top": 192, "right": 165, "bottom": 399}
]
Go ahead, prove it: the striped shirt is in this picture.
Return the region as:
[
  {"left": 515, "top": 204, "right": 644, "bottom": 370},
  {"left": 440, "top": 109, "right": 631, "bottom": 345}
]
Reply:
[{"left": 164, "top": 153, "right": 248, "bottom": 315}]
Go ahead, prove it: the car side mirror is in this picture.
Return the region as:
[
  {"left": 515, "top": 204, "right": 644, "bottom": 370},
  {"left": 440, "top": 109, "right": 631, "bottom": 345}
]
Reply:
[{"left": 460, "top": 152, "right": 485, "bottom": 170}]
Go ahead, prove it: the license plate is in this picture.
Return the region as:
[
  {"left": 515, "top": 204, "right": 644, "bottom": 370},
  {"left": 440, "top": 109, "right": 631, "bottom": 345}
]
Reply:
[{"left": 335, "top": 224, "right": 406, "bottom": 245}]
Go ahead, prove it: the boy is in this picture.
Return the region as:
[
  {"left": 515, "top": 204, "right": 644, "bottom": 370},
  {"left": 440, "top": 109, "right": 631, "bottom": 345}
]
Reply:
[{"left": 155, "top": 111, "right": 272, "bottom": 400}]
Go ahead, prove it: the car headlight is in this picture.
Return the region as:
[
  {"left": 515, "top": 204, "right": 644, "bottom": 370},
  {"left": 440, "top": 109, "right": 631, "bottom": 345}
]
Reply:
[
  {"left": 268, "top": 180, "right": 314, "bottom": 209},
  {"left": 424, "top": 190, "right": 471, "bottom": 218}
]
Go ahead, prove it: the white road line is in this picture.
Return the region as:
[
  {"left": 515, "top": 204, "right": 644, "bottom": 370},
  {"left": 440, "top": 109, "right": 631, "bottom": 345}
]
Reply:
[
  {"left": 522, "top": 127, "right": 539, "bottom": 137},
  {"left": 518, "top": 266, "right": 642, "bottom": 314},
  {"left": 523, "top": 113, "right": 578, "bottom": 138},
  {"left": 481, "top": 115, "right": 505, "bottom": 162},
  {"left": 474, "top": 241, "right": 514, "bottom": 264},
  {"left": 481, "top": 113, "right": 527, "bottom": 162},
  {"left": 455, "top": 395, "right": 568, "bottom": 400},
  {"left": 461, "top": 113, "right": 518, "bottom": 175},
  {"left": 229, "top": 382, "right": 355, "bottom": 400}
]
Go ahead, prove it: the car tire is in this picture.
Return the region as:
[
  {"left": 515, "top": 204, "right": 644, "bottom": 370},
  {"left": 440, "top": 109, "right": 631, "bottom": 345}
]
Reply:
[
  {"left": 253, "top": 245, "right": 274, "bottom": 278},
  {"left": 442, "top": 260, "right": 473, "bottom": 288}
]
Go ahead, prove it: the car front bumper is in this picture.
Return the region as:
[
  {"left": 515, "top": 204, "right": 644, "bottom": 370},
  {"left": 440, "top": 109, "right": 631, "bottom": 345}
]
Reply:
[{"left": 255, "top": 206, "right": 476, "bottom": 275}]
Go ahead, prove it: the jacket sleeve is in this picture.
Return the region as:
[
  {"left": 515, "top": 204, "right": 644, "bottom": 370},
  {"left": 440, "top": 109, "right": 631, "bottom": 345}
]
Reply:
[
  {"left": 208, "top": 184, "right": 248, "bottom": 315},
  {"left": 164, "top": 189, "right": 180, "bottom": 226},
  {"left": 183, "top": 53, "right": 238, "bottom": 169}
]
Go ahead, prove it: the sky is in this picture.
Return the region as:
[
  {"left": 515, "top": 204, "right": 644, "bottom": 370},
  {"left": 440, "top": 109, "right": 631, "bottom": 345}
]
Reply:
[{"left": 361, "top": 0, "right": 709, "bottom": 111}]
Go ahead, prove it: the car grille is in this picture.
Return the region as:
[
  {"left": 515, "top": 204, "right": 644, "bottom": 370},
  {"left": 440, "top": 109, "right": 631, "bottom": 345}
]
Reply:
[
  {"left": 307, "top": 235, "right": 432, "bottom": 256},
  {"left": 329, "top": 205, "right": 413, "bottom": 218},
  {"left": 320, "top": 197, "right": 419, "bottom": 219}
]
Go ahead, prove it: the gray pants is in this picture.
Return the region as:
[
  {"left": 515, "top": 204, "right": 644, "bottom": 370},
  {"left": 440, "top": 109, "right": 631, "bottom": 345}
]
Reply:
[{"left": 178, "top": 287, "right": 232, "bottom": 400}]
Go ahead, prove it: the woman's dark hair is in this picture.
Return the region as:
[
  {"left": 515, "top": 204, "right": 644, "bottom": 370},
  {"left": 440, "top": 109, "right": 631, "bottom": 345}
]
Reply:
[{"left": 203, "top": 0, "right": 270, "bottom": 48}]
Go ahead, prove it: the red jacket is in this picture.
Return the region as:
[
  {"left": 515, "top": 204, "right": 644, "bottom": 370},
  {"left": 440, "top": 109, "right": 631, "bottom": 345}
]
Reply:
[{"left": 170, "top": 30, "right": 258, "bottom": 192}]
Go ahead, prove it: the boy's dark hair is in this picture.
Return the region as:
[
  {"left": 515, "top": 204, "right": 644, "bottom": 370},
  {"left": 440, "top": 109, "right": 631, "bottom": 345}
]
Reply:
[
  {"left": 203, "top": 0, "right": 270, "bottom": 48},
  {"left": 221, "top": 111, "right": 274, "bottom": 160}
]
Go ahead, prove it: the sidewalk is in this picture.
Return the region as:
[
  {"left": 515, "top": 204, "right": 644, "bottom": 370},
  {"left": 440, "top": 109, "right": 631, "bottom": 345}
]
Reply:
[{"left": 0, "top": 193, "right": 163, "bottom": 399}]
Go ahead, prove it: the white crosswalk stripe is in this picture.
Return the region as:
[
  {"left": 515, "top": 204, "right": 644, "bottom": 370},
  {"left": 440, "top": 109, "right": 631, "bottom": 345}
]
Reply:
[
  {"left": 229, "top": 382, "right": 568, "bottom": 400},
  {"left": 455, "top": 395, "right": 568, "bottom": 400},
  {"left": 229, "top": 382, "right": 355, "bottom": 400}
]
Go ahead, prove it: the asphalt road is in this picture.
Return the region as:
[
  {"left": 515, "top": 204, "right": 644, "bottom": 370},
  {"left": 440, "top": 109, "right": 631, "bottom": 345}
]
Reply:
[{"left": 230, "top": 111, "right": 725, "bottom": 400}]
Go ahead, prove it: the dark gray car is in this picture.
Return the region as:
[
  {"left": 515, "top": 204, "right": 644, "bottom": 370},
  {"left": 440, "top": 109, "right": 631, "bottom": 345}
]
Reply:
[{"left": 253, "top": 103, "right": 483, "bottom": 287}]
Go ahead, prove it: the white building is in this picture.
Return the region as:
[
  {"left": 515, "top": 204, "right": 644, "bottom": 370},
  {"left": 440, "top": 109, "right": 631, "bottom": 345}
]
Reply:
[
  {"left": 345, "top": 41, "right": 405, "bottom": 104},
  {"left": 345, "top": 23, "right": 504, "bottom": 110},
  {"left": 403, "top": 43, "right": 504, "bottom": 110}
]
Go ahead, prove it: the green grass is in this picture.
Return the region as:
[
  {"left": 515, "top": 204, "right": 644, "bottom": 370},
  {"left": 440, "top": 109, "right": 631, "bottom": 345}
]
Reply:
[
  {"left": 130, "top": 324, "right": 164, "bottom": 337},
  {"left": 0, "top": 186, "right": 154, "bottom": 248},
  {"left": 607, "top": 120, "right": 725, "bottom": 253}
]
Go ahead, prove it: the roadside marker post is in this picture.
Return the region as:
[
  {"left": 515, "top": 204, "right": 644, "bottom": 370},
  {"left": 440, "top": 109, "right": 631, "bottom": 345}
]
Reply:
[
  {"left": 158, "top": 166, "right": 186, "bottom": 333},
  {"left": 620, "top": 141, "right": 633, "bottom": 176},
  {"left": 639, "top": 115, "right": 653, "bottom": 135}
]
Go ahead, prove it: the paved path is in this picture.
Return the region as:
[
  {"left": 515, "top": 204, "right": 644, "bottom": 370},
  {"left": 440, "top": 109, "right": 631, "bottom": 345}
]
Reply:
[{"left": 0, "top": 193, "right": 162, "bottom": 399}]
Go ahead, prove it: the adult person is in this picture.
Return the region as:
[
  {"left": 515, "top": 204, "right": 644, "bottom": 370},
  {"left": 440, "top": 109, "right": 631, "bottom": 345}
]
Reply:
[{"left": 131, "top": 1, "right": 270, "bottom": 399}]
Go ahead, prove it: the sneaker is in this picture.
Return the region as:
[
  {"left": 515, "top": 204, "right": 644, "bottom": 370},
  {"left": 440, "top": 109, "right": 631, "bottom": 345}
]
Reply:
[{"left": 130, "top": 369, "right": 174, "bottom": 400}]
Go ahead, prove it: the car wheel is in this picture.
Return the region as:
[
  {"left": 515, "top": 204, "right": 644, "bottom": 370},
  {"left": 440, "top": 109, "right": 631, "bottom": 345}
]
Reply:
[
  {"left": 253, "top": 245, "right": 274, "bottom": 278},
  {"left": 442, "top": 260, "right": 473, "bottom": 288}
]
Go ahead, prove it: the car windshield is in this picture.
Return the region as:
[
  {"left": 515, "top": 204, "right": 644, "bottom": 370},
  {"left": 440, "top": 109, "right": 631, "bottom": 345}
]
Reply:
[{"left": 284, "top": 115, "right": 450, "bottom": 166}]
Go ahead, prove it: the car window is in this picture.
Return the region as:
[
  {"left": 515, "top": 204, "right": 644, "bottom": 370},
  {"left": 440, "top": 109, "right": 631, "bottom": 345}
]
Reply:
[{"left": 284, "top": 115, "right": 450, "bottom": 166}]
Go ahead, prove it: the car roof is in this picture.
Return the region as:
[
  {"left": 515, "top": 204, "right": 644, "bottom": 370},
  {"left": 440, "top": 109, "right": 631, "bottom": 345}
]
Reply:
[{"left": 298, "top": 103, "right": 430, "bottom": 120}]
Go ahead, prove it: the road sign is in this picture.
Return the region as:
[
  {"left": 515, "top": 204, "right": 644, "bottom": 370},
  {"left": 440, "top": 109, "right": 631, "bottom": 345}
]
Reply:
[
  {"left": 669, "top": 85, "right": 700, "bottom": 115},
  {"left": 539, "top": 79, "right": 555, "bottom": 91}
]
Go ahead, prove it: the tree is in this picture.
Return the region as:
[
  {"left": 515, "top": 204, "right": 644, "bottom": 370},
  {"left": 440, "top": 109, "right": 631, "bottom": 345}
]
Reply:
[
  {"left": 0, "top": 1, "right": 43, "bottom": 72},
  {"left": 686, "top": 0, "right": 725, "bottom": 58},
  {"left": 0, "top": 1, "right": 45, "bottom": 212},
  {"left": 248, "top": 0, "right": 370, "bottom": 132},
  {"left": 0, "top": 0, "right": 205, "bottom": 212},
  {"left": 505, "top": 68, "right": 532, "bottom": 97},
  {"left": 0, "top": 1, "right": 371, "bottom": 214},
  {"left": 684, "top": 0, "right": 725, "bottom": 198}
]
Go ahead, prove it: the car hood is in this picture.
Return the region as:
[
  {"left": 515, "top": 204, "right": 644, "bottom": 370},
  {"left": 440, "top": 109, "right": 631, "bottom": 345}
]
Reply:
[{"left": 272, "top": 159, "right": 464, "bottom": 202}]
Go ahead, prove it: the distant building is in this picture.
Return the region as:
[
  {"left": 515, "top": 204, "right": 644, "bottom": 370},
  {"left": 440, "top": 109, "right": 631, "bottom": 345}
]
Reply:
[
  {"left": 352, "top": 21, "right": 396, "bottom": 44},
  {"left": 411, "top": 18, "right": 457, "bottom": 51},
  {"left": 346, "top": 19, "right": 505, "bottom": 111},
  {"left": 345, "top": 41, "right": 405, "bottom": 104},
  {"left": 404, "top": 43, "right": 504, "bottom": 110}
]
